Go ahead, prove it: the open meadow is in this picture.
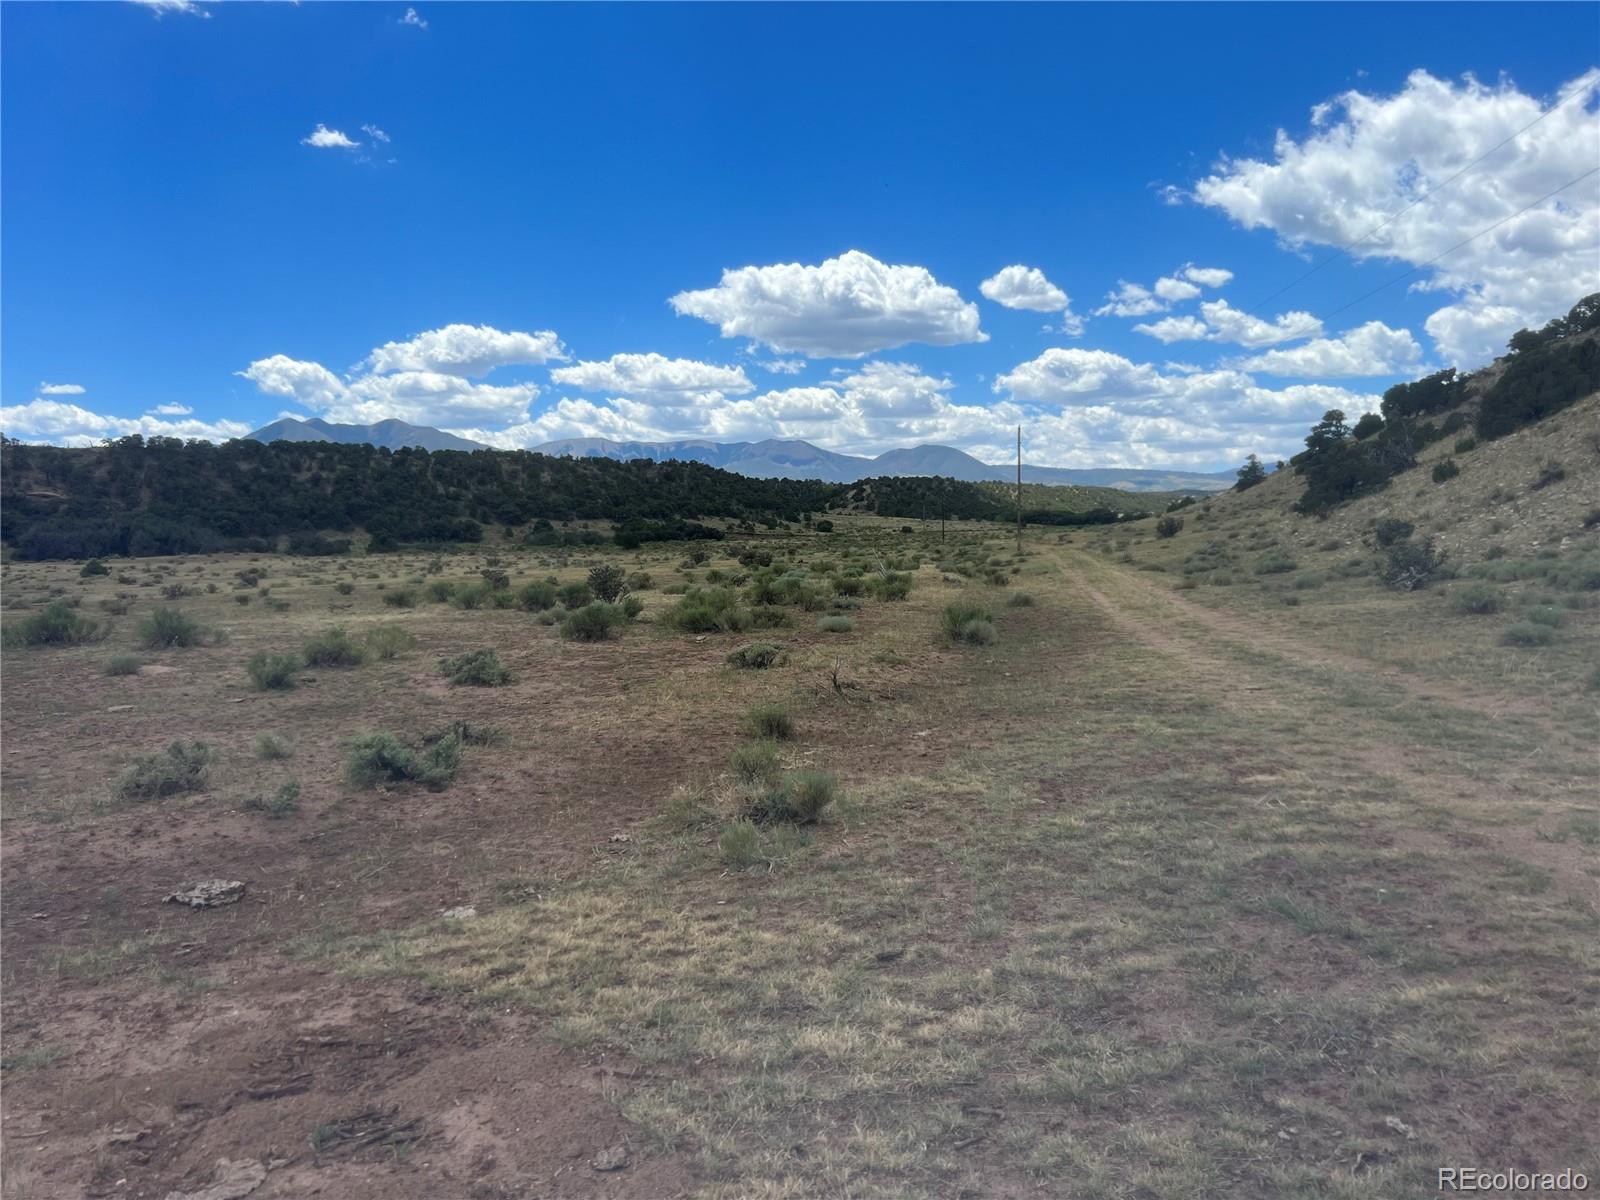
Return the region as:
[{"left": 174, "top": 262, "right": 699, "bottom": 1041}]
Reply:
[{"left": 2, "top": 469, "right": 1596, "bottom": 1197}]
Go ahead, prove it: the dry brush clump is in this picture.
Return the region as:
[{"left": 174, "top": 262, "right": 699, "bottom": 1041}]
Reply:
[
  {"left": 940, "top": 600, "right": 997, "bottom": 646},
  {"left": 727, "top": 642, "right": 788, "bottom": 669},
  {"left": 740, "top": 769, "right": 837, "bottom": 825},
  {"left": 364, "top": 624, "right": 418, "bottom": 660},
  {"left": 559, "top": 601, "right": 631, "bottom": 642},
  {"left": 1448, "top": 582, "right": 1504, "bottom": 615},
  {"left": 253, "top": 732, "right": 293, "bottom": 760},
  {"left": 744, "top": 702, "right": 795, "bottom": 740},
  {"left": 344, "top": 729, "right": 462, "bottom": 791},
  {"left": 114, "top": 741, "right": 214, "bottom": 804},
  {"left": 1379, "top": 537, "right": 1446, "bottom": 591},
  {"left": 247, "top": 650, "right": 300, "bottom": 690},
  {"left": 243, "top": 780, "right": 301, "bottom": 818},
  {"left": 136, "top": 606, "right": 216, "bottom": 649},
  {"left": 865, "top": 571, "right": 914, "bottom": 601},
  {"left": 1501, "top": 621, "right": 1556, "bottom": 647},
  {"left": 663, "top": 586, "right": 751, "bottom": 633},
  {"left": 726, "top": 739, "right": 838, "bottom": 821},
  {"left": 729, "top": 739, "right": 782, "bottom": 785},
  {"left": 2, "top": 600, "right": 101, "bottom": 648},
  {"left": 302, "top": 626, "right": 367, "bottom": 668},
  {"left": 718, "top": 819, "right": 762, "bottom": 867},
  {"left": 439, "top": 648, "right": 512, "bottom": 686},
  {"left": 516, "top": 580, "right": 558, "bottom": 611}
]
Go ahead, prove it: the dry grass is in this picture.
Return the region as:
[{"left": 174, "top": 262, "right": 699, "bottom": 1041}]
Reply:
[{"left": 3, "top": 511, "right": 1596, "bottom": 1197}]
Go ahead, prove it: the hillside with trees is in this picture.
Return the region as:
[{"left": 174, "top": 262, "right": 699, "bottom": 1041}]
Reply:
[
  {"left": 0, "top": 426, "right": 1190, "bottom": 559},
  {"left": 1265, "top": 293, "right": 1600, "bottom": 515},
  {"left": 0, "top": 438, "right": 841, "bottom": 559}
]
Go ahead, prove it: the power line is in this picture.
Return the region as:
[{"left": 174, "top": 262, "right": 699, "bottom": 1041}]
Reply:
[
  {"left": 1317, "top": 166, "right": 1599, "bottom": 323},
  {"left": 1243, "top": 85, "right": 1593, "bottom": 316}
]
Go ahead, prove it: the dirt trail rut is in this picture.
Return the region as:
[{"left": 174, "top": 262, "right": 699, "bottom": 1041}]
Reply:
[{"left": 1049, "top": 546, "right": 1596, "bottom": 899}]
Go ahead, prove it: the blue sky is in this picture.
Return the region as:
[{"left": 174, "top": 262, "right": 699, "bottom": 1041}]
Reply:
[{"left": 3, "top": 2, "right": 1596, "bottom": 469}]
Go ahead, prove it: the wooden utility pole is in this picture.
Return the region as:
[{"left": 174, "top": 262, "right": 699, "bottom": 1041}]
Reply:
[{"left": 1015, "top": 426, "right": 1023, "bottom": 553}]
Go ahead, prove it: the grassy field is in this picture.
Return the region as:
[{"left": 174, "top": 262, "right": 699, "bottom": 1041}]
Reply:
[
  {"left": 1, "top": 506, "right": 1596, "bottom": 1199},
  {"left": 975, "top": 480, "right": 1182, "bottom": 516}
]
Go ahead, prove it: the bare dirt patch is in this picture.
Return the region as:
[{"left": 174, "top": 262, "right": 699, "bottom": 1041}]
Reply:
[
  {"left": 2, "top": 544, "right": 982, "bottom": 1199},
  {"left": 4, "top": 965, "right": 692, "bottom": 1200}
]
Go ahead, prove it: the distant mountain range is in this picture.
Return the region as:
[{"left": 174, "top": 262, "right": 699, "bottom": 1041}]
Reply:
[
  {"left": 532, "top": 437, "right": 1232, "bottom": 492},
  {"left": 247, "top": 418, "right": 1231, "bottom": 492},
  {"left": 248, "top": 416, "right": 483, "bottom": 453}
]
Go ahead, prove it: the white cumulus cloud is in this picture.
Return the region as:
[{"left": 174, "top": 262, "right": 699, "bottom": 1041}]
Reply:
[
  {"left": 38, "top": 382, "right": 86, "bottom": 395},
  {"left": 1194, "top": 68, "right": 1600, "bottom": 365},
  {"left": 401, "top": 7, "right": 428, "bottom": 28},
  {"left": 131, "top": 0, "right": 210, "bottom": 18},
  {"left": 1, "top": 400, "right": 248, "bottom": 447},
  {"left": 1153, "top": 276, "right": 1201, "bottom": 303},
  {"left": 1094, "top": 282, "right": 1166, "bottom": 318},
  {"left": 1195, "top": 300, "right": 1324, "bottom": 348},
  {"left": 670, "top": 249, "right": 987, "bottom": 358},
  {"left": 365, "top": 323, "right": 566, "bottom": 376},
  {"left": 149, "top": 403, "right": 194, "bottom": 415},
  {"left": 1131, "top": 316, "right": 1211, "bottom": 344},
  {"left": 240, "top": 325, "right": 564, "bottom": 428},
  {"left": 237, "top": 355, "right": 348, "bottom": 410},
  {"left": 551, "top": 353, "right": 753, "bottom": 404},
  {"left": 1183, "top": 266, "right": 1234, "bottom": 288},
  {"left": 990, "top": 346, "right": 1381, "bottom": 468},
  {"left": 1234, "top": 321, "right": 1424, "bottom": 377},
  {"left": 1094, "top": 265, "right": 1233, "bottom": 318},
  {"left": 241, "top": 356, "right": 540, "bottom": 429},
  {"left": 980, "top": 265, "right": 1067, "bottom": 312},
  {"left": 981, "top": 265, "right": 1085, "bottom": 335},
  {"left": 301, "top": 124, "right": 359, "bottom": 150},
  {"left": 1133, "top": 299, "right": 1323, "bottom": 347}
]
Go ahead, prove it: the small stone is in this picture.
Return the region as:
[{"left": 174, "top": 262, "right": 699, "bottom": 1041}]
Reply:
[
  {"left": 1383, "top": 1115, "right": 1415, "bottom": 1140},
  {"left": 164, "top": 880, "right": 246, "bottom": 909},
  {"left": 590, "top": 1144, "right": 630, "bottom": 1172}
]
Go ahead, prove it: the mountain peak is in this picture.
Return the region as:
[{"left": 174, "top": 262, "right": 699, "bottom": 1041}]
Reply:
[{"left": 248, "top": 416, "right": 485, "bottom": 453}]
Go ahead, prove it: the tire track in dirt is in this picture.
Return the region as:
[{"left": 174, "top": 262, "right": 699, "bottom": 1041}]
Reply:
[
  {"left": 1048, "top": 546, "right": 1597, "bottom": 899},
  {"left": 1058, "top": 546, "right": 1563, "bottom": 720}
]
